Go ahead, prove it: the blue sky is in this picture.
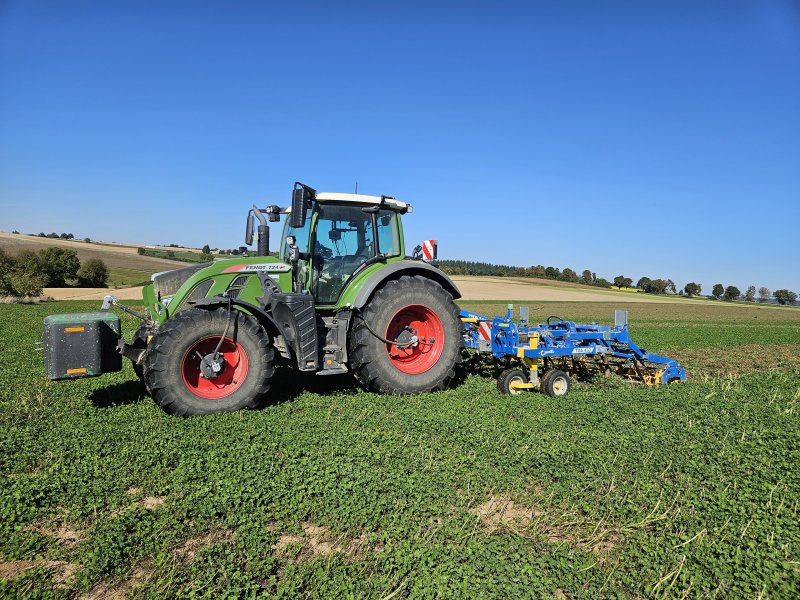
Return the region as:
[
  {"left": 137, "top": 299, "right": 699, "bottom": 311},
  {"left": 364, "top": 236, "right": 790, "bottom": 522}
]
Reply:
[{"left": 1, "top": 1, "right": 798, "bottom": 293}]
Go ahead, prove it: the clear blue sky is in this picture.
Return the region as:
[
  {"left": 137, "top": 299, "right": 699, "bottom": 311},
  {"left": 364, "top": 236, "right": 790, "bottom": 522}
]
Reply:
[{"left": 1, "top": 1, "right": 798, "bottom": 293}]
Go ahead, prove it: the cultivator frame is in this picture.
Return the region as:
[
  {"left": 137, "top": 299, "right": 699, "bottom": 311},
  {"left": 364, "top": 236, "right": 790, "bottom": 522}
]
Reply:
[{"left": 461, "top": 307, "right": 686, "bottom": 395}]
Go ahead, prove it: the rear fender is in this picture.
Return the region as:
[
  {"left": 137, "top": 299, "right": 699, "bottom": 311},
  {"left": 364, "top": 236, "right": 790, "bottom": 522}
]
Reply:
[{"left": 351, "top": 260, "right": 461, "bottom": 309}]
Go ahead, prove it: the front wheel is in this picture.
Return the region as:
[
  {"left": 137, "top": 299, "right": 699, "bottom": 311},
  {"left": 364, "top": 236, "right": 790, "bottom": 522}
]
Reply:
[
  {"left": 143, "top": 308, "right": 274, "bottom": 416},
  {"left": 349, "top": 275, "right": 463, "bottom": 394}
]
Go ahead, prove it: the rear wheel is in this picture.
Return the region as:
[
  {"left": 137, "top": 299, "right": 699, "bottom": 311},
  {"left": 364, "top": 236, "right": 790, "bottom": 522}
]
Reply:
[
  {"left": 143, "top": 308, "right": 274, "bottom": 416},
  {"left": 349, "top": 275, "right": 463, "bottom": 394}
]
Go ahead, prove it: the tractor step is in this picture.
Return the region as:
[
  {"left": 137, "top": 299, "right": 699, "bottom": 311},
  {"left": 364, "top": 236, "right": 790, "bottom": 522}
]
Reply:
[{"left": 316, "top": 366, "right": 348, "bottom": 376}]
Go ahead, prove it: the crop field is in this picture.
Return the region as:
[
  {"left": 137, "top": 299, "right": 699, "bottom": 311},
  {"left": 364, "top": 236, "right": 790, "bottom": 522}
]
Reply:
[{"left": 1, "top": 301, "right": 798, "bottom": 598}]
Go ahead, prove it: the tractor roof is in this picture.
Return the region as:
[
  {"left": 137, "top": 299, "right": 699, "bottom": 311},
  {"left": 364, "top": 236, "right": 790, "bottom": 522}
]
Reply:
[{"left": 315, "top": 192, "right": 412, "bottom": 213}]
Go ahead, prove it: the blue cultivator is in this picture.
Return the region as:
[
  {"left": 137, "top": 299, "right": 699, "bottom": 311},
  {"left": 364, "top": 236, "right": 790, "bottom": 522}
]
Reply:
[{"left": 461, "top": 307, "right": 686, "bottom": 396}]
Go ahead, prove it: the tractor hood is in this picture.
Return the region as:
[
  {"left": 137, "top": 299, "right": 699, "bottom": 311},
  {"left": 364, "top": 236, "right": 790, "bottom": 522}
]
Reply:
[{"left": 151, "top": 262, "right": 213, "bottom": 298}]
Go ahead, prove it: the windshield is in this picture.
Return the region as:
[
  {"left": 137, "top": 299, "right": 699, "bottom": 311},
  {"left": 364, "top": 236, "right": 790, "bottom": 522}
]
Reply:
[{"left": 311, "top": 205, "right": 400, "bottom": 304}]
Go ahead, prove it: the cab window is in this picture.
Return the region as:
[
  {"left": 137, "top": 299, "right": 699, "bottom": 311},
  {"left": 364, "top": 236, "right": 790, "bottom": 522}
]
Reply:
[
  {"left": 376, "top": 210, "right": 400, "bottom": 257},
  {"left": 312, "top": 204, "right": 376, "bottom": 304},
  {"left": 280, "top": 212, "right": 311, "bottom": 262}
]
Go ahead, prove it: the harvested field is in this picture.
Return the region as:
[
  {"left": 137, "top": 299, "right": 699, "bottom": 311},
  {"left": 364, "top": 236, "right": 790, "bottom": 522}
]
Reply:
[
  {"left": 0, "top": 232, "right": 186, "bottom": 272},
  {"left": 453, "top": 275, "right": 692, "bottom": 303}
]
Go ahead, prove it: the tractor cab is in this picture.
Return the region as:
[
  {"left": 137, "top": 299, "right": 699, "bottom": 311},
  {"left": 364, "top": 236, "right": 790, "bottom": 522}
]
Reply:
[
  {"left": 280, "top": 192, "right": 409, "bottom": 305},
  {"left": 246, "top": 183, "right": 413, "bottom": 306}
]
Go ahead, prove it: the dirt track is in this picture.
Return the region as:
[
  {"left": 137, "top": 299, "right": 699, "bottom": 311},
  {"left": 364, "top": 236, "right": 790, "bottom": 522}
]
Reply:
[{"left": 43, "top": 287, "right": 145, "bottom": 300}]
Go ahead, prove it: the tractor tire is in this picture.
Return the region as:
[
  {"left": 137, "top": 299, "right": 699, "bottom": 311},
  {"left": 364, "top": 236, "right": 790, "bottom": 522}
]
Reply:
[
  {"left": 143, "top": 308, "right": 274, "bottom": 416},
  {"left": 349, "top": 275, "right": 463, "bottom": 394},
  {"left": 541, "top": 370, "right": 570, "bottom": 397}
]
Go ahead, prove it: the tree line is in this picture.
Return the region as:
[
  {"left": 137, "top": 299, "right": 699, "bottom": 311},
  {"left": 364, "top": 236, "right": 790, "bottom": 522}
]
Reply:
[
  {"left": 438, "top": 260, "right": 798, "bottom": 305},
  {"left": 707, "top": 284, "right": 797, "bottom": 305},
  {"left": 438, "top": 260, "right": 613, "bottom": 288},
  {"left": 0, "top": 248, "right": 108, "bottom": 298}
]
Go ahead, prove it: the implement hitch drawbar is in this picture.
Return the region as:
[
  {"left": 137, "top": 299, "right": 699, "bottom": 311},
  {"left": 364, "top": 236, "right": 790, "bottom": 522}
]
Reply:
[{"left": 461, "top": 307, "right": 686, "bottom": 396}]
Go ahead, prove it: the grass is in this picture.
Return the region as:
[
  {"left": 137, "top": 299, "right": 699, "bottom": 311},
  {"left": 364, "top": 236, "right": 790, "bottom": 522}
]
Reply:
[
  {"left": 0, "top": 301, "right": 798, "bottom": 598},
  {"left": 105, "top": 267, "right": 153, "bottom": 288},
  {"left": 137, "top": 249, "right": 209, "bottom": 263}
]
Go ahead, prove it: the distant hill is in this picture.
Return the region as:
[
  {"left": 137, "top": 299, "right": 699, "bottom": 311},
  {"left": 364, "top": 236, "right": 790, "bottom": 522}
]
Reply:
[{"left": 0, "top": 232, "right": 189, "bottom": 287}]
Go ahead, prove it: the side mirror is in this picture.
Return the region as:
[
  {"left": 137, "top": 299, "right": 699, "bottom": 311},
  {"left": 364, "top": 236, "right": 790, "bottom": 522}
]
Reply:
[
  {"left": 291, "top": 182, "right": 316, "bottom": 228},
  {"left": 245, "top": 211, "right": 254, "bottom": 246}
]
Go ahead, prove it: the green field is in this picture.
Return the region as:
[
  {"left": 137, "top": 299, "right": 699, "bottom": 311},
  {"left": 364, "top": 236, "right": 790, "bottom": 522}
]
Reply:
[
  {"left": 1, "top": 301, "right": 798, "bottom": 598},
  {"left": 106, "top": 267, "right": 153, "bottom": 288}
]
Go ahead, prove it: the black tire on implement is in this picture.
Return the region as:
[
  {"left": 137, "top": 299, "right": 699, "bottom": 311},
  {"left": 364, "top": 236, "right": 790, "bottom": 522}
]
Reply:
[
  {"left": 143, "top": 308, "right": 274, "bottom": 416},
  {"left": 497, "top": 369, "right": 527, "bottom": 395},
  {"left": 349, "top": 275, "right": 463, "bottom": 394}
]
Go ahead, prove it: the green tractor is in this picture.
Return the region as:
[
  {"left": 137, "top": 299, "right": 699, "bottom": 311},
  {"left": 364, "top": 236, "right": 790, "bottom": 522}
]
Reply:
[{"left": 44, "top": 183, "right": 464, "bottom": 415}]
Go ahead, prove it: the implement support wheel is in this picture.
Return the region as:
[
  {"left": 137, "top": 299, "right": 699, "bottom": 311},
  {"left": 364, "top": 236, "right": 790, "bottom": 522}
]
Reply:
[
  {"left": 542, "top": 370, "right": 570, "bottom": 397},
  {"left": 497, "top": 369, "right": 528, "bottom": 395}
]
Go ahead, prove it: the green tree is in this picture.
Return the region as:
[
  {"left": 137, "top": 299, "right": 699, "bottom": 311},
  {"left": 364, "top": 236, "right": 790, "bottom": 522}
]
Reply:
[
  {"left": 613, "top": 275, "right": 627, "bottom": 289},
  {"left": 684, "top": 282, "right": 701, "bottom": 297},
  {"left": 758, "top": 287, "right": 770, "bottom": 303},
  {"left": 202, "top": 244, "right": 211, "bottom": 254},
  {"left": 594, "top": 277, "right": 612, "bottom": 288},
  {"left": 744, "top": 286, "right": 755, "bottom": 302},
  {"left": 665, "top": 279, "right": 676, "bottom": 294},
  {"left": 773, "top": 289, "right": 797, "bottom": 306},
  {"left": 37, "top": 247, "right": 80, "bottom": 286},
  {"left": 137, "top": 247, "right": 146, "bottom": 255},
  {"left": 12, "top": 250, "right": 39, "bottom": 273},
  {"left": 5, "top": 271, "right": 45, "bottom": 296},
  {"left": 711, "top": 283, "right": 724, "bottom": 299},
  {"left": 77, "top": 258, "right": 108, "bottom": 287},
  {"left": 580, "top": 270, "right": 594, "bottom": 285},
  {"left": 561, "top": 268, "right": 578, "bottom": 283},
  {"left": 650, "top": 278, "right": 668, "bottom": 294},
  {"left": 723, "top": 285, "right": 740, "bottom": 301},
  {"left": 636, "top": 277, "right": 652, "bottom": 292},
  {"left": 0, "top": 249, "right": 44, "bottom": 297}
]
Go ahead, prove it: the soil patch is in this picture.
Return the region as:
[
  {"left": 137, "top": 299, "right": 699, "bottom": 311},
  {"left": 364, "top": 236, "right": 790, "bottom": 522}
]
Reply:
[
  {"left": 470, "top": 496, "right": 542, "bottom": 533},
  {"left": 272, "top": 522, "right": 368, "bottom": 562},
  {"left": 174, "top": 530, "right": 234, "bottom": 563},
  {"left": 140, "top": 496, "right": 166, "bottom": 510},
  {"left": 0, "top": 559, "right": 76, "bottom": 587}
]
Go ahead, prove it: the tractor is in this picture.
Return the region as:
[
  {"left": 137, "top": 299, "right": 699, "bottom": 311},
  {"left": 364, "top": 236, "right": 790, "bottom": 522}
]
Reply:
[{"left": 43, "top": 182, "right": 465, "bottom": 415}]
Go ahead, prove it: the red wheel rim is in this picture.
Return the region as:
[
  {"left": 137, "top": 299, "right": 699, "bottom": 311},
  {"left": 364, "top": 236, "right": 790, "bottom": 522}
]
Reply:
[
  {"left": 385, "top": 304, "right": 445, "bottom": 375},
  {"left": 180, "top": 336, "right": 249, "bottom": 399}
]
